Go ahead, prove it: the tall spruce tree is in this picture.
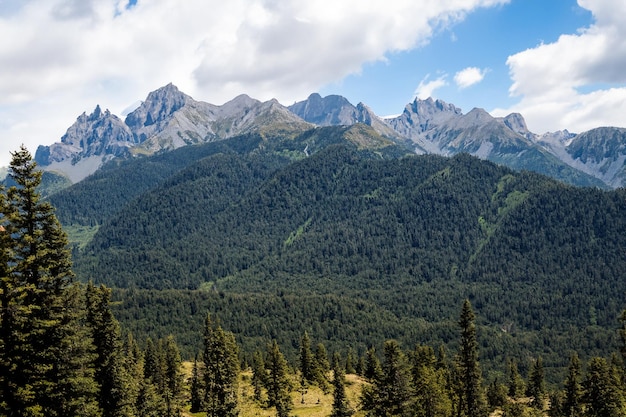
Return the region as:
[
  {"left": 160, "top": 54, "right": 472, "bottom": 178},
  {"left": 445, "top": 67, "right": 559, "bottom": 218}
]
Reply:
[
  {"left": 299, "top": 331, "right": 316, "bottom": 385},
  {"left": 411, "top": 345, "right": 453, "bottom": 417},
  {"left": 251, "top": 349, "right": 266, "bottom": 403},
  {"left": 455, "top": 299, "right": 486, "bottom": 417},
  {"left": 582, "top": 357, "right": 625, "bottom": 417},
  {"left": 190, "top": 355, "right": 204, "bottom": 412},
  {"left": 562, "top": 353, "right": 582, "bottom": 417},
  {"left": 86, "top": 282, "right": 137, "bottom": 417},
  {"left": 527, "top": 356, "right": 545, "bottom": 409},
  {"left": 0, "top": 146, "right": 99, "bottom": 416},
  {"left": 507, "top": 359, "right": 525, "bottom": 400},
  {"left": 162, "top": 335, "right": 184, "bottom": 417},
  {"left": 265, "top": 340, "right": 293, "bottom": 417},
  {"left": 203, "top": 314, "right": 240, "bottom": 417},
  {"left": 361, "top": 340, "right": 411, "bottom": 417},
  {"left": 330, "top": 352, "right": 354, "bottom": 417}
]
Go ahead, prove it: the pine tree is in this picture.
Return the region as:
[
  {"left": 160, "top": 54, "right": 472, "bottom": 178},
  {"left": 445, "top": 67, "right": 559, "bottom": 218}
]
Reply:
[
  {"left": 527, "top": 356, "right": 545, "bottom": 409},
  {"left": 364, "top": 347, "right": 382, "bottom": 381},
  {"left": 361, "top": 340, "right": 411, "bottom": 417},
  {"left": 455, "top": 299, "right": 486, "bottom": 417},
  {"left": 265, "top": 340, "right": 293, "bottom": 417},
  {"left": 562, "top": 353, "right": 582, "bottom": 417},
  {"left": 251, "top": 350, "right": 266, "bottom": 403},
  {"left": 345, "top": 347, "right": 356, "bottom": 374},
  {"left": 190, "top": 355, "right": 204, "bottom": 412},
  {"left": 507, "top": 359, "right": 525, "bottom": 400},
  {"left": 582, "top": 357, "right": 624, "bottom": 417},
  {"left": 411, "top": 345, "right": 453, "bottom": 417},
  {"left": 203, "top": 314, "right": 240, "bottom": 417},
  {"left": 299, "top": 331, "right": 316, "bottom": 385},
  {"left": 315, "top": 343, "right": 330, "bottom": 375},
  {"left": 163, "top": 335, "right": 184, "bottom": 417},
  {"left": 135, "top": 337, "right": 165, "bottom": 417},
  {"left": 330, "top": 352, "right": 354, "bottom": 417},
  {"left": 86, "top": 282, "right": 137, "bottom": 417},
  {"left": 0, "top": 146, "right": 99, "bottom": 416}
]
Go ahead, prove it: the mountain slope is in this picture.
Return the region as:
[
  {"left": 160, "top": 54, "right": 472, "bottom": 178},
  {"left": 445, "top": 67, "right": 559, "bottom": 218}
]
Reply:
[{"left": 69, "top": 144, "right": 626, "bottom": 329}]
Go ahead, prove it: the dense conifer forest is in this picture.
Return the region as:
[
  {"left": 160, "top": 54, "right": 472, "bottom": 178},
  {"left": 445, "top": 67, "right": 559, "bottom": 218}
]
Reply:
[{"left": 2, "top": 133, "right": 626, "bottom": 416}]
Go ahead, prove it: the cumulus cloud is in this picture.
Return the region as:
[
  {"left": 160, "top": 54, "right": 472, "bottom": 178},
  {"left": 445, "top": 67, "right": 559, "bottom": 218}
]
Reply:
[
  {"left": 0, "top": 0, "right": 509, "bottom": 165},
  {"left": 494, "top": 0, "right": 626, "bottom": 133},
  {"left": 414, "top": 74, "right": 448, "bottom": 100},
  {"left": 454, "top": 67, "right": 487, "bottom": 89}
]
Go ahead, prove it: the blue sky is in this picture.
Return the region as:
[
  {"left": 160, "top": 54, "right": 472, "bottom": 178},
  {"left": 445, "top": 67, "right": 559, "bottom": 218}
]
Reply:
[
  {"left": 321, "top": 0, "right": 594, "bottom": 117},
  {"left": 0, "top": 0, "right": 625, "bottom": 166}
]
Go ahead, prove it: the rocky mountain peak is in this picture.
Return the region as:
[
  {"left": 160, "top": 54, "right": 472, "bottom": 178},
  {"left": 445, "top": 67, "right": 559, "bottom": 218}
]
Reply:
[
  {"left": 124, "top": 83, "right": 190, "bottom": 133},
  {"left": 288, "top": 93, "right": 357, "bottom": 126},
  {"left": 34, "top": 104, "right": 134, "bottom": 168}
]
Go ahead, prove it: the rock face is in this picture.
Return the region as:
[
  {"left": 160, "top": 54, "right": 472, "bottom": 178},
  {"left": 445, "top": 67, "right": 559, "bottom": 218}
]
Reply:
[
  {"left": 565, "top": 127, "right": 626, "bottom": 188},
  {"left": 35, "top": 105, "right": 134, "bottom": 166}
]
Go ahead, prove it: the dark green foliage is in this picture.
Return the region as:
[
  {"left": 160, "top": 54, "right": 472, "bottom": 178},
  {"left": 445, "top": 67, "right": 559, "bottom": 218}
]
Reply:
[
  {"left": 44, "top": 130, "right": 626, "bottom": 384},
  {"left": 190, "top": 356, "right": 203, "bottom": 412},
  {"left": 361, "top": 340, "right": 412, "bottom": 417},
  {"left": 299, "top": 331, "right": 316, "bottom": 385},
  {"left": 507, "top": 360, "right": 525, "bottom": 400},
  {"left": 0, "top": 146, "right": 99, "bottom": 416},
  {"left": 86, "top": 282, "right": 138, "bottom": 417},
  {"left": 486, "top": 378, "right": 507, "bottom": 410},
  {"left": 410, "top": 345, "right": 453, "bottom": 417},
  {"left": 330, "top": 352, "right": 354, "bottom": 417},
  {"left": 264, "top": 340, "right": 293, "bottom": 417},
  {"left": 562, "top": 353, "right": 582, "bottom": 417},
  {"left": 251, "top": 350, "right": 266, "bottom": 403},
  {"left": 456, "top": 300, "right": 487, "bottom": 417},
  {"left": 202, "top": 315, "right": 240, "bottom": 417},
  {"left": 582, "top": 357, "right": 625, "bottom": 417},
  {"left": 527, "top": 356, "right": 545, "bottom": 409},
  {"left": 364, "top": 347, "right": 382, "bottom": 381}
]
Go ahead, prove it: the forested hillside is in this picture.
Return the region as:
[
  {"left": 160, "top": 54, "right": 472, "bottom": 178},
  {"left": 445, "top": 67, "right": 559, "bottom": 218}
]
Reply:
[{"left": 38, "top": 125, "right": 626, "bottom": 386}]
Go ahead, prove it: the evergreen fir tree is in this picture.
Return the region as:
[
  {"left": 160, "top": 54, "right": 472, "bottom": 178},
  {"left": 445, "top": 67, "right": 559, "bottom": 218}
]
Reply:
[
  {"left": 190, "top": 354, "right": 204, "bottom": 412},
  {"left": 582, "top": 357, "right": 625, "bottom": 417},
  {"left": 330, "top": 352, "right": 354, "bottom": 417},
  {"left": 345, "top": 347, "right": 356, "bottom": 374},
  {"left": 455, "top": 299, "right": 486, "bottom": 417},
  {"left": 143, "top": 338, "right": 167, "bottom": 416},
  {"left": 251, "top": 350, "right": 266, "bottom": 403},
  {"left": 507, "top": 359, "right": 525, "bottom": 400},
  {"left": 265, "top": 340, "right": 293, "bottom": 417},
  {"left": 86, "top": 282, "right": 137, "bottom": 417},
  {"left": 122, "top": 333, "right": 144, "bottom": 415},
  {"left": 163, "top": 335, "right": 184, "bottom": 417},
  {"left": 361, "top": 340, "right": 411, "bottom": 417},
  {"left": 299, "top": 331, "right": 316, "bottom": 385},
  {"left": 364, "top": 347, "right": 382, "bottom": 381},
  {"left": 0, "top": 146, "right": 99, "bottom": 416},
  {"left": 486, "top": 378, "right": 507, "bottom": 411},
  {"left": 411, "top": 344, "right": 453, "bottom": 417},
  {"left": 203, "top": 314, "right": 240, "bottom": 417},
  {"left": 315, "top": 343, "right": 330, "bottom": 375},
  {"left": 527, "top": 356, "right": 545, "bottom": 409},
  {"left": 562, "top": 353, "right": 582, "bottom": 417}
]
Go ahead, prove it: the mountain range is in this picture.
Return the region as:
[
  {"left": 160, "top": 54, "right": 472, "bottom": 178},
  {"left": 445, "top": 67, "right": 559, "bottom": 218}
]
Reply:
[{"left": 34, "top": 83, "right": 626, "bottom": 188}]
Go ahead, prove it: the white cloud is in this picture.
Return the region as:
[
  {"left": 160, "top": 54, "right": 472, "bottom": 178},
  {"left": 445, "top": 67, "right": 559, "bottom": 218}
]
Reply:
[
  {"left": 414, "top": 74, "right": 448, "bottom": 100},
  {"left": 494, "top": 0, "right": 626, "bottom": 133},
  {"left": 454, "top": 67, "right": 487, "bottom": 89},
  {"left": 0, "top": 0, "right": 509, "bottom": 166}
]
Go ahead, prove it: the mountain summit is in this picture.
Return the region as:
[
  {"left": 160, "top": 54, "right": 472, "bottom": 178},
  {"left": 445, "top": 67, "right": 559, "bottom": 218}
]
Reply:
[{"left": 34, "top": 84, "right": 626, "bottom": 188}]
